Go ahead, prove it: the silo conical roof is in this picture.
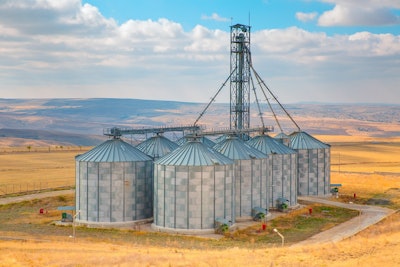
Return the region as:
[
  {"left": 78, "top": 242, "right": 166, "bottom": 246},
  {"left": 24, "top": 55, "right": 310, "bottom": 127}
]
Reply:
[
  {"left": 247, "top": 134, "right": 296, "bottom": 154},
  {"left": 156, "top": 140, "right": 234, "bottom": 166},
  {"left": 76, "top": 138, "right": 151, "bottom": 162},
  {"left": 176, "top": 136, "right": 216, "bottom": 148},
  {"left": 213, "top": 136, "right": 267, "bottom": 160},
  {"left": 274, "top": 132, "right": 290, "bottom": 140},
  {"left": 289, "top": 131, "right": 330, "bottom": 149},
  {"left": 136, "top": 135, "right": 179, "bottom": 158}
]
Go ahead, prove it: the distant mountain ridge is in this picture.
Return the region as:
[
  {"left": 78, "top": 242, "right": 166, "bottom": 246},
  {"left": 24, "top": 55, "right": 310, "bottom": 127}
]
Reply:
[{"left": 0, "top": 98, "right": 399, "bottom": 146}]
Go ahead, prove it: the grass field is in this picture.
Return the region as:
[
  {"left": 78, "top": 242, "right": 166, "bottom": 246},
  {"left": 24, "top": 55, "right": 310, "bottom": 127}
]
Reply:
[{"left": 1, "top": 135, "right": 400, "bottom": 266}]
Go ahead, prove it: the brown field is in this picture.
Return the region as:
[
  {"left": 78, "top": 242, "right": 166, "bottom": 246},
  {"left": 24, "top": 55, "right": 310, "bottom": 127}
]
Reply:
[{"left": 1, "top": 135, "right": 400, "bottom": 266}]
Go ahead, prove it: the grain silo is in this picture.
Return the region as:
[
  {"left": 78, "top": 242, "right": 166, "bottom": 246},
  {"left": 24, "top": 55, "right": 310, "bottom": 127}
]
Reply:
[
  {"left": 247, "top": 134, "right": 297, "bottom": 208},
  {"left": 213, "top": 136, "right": 270, "bottom": 219},
  {"left": 289, "top": 131, "right": 330, "bottom": 196},
  {"left": 75, "top": 137, "right": 153, "bottom": 226},
  {"left": 136, "top": 134, "right": 178, "bottom": 160},
  {"left": 152, "top": 139, "right": 235, "bottom": 234},
  {"left": 274, "top": 132, "right": 290, "bottom": 146},
  {"left": 176, "top": 136, "right": 216, "bottom": 148}
]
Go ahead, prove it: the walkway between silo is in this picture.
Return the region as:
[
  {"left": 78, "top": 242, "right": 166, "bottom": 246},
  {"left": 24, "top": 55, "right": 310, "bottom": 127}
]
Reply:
[{"left": 292, "top": 196, "right": 396, "bottom": 246}]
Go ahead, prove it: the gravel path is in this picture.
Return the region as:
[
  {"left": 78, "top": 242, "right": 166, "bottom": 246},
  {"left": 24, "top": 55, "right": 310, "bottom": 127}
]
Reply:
[
  {"left": 292, "top": 196, "right": 396, "bottom": 246},
  {"left": 0, "top": 189, "right": 74, "bottom": 205}
]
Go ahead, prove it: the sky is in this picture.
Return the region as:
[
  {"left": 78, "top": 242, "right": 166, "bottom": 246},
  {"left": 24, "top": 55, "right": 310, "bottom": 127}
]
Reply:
[{"left": 0, "top": 0, "right": 399, "bottom": 104}]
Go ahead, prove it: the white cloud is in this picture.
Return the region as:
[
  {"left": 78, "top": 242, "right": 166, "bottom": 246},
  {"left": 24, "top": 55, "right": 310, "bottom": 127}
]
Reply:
[
  {"left": 318, "top": 0, "right": 400, "bottom": 26},
  {"left": 201, "top": 13, "right": 230, "bottom": 22},
  {"left": 0, "top": 0, "right": 399, "bottom": 104},
  {"left": 296, "top": 12, "right": 318, "bottom": 22}
]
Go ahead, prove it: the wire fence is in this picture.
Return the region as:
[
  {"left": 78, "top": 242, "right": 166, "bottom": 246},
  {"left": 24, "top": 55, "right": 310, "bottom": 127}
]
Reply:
[{"left": 0, "top": 182, "right": 74, "bottom": 196}]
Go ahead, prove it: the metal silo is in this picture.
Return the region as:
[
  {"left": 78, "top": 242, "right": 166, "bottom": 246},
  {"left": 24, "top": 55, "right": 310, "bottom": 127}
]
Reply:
[
  {"left": 176, "top": 136, "right": 216, "bottom": 148},
  {"left": 247, "top": 134, "right": 297, "bottom": 208},
  {"left": 153, "top": 139, "right": 235, "bottom": 234},
  {"left": 274, "top": 132, "right": 290, "bottom": 147},
  {"left": 213, "top": 136, "right": 269, "bottom": 219},
  {"left": 289, "top": 131, "right": 330, "bottom": 196},
  {"left": 136, "top": 134, "right": 178, "bottom": 160},
  {"left": 75, "top": 137, "right": 153, "bottom": 226}
]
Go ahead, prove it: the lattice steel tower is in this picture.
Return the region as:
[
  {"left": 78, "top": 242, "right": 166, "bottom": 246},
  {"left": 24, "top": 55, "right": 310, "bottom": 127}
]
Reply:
[{"left": 230, "top": 24, "right": 251, "bottom": 131}]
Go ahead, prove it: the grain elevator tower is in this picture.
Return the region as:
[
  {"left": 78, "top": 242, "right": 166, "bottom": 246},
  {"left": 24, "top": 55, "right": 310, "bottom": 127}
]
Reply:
[{"left": 230, "top": 24, "right": 251, "bottom": 131}]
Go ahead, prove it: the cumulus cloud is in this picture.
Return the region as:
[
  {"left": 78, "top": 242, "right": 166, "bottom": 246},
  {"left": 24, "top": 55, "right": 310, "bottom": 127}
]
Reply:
[
  {"left": 201, "top": 13, "right": 230, "bottom": 22},
  {"left": 296, "top": 12, "right": 318, "bottom": 22},
  {"left": 0, "top": 0, "right": 399, "bottom": 104},
  {"left": 318, "top": 0, "right": 400, "bottom": 26}
]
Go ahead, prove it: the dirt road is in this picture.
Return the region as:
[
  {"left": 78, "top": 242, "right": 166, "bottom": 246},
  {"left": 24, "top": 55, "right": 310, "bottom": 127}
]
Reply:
[{"left": 293, "top": 196, "right": 396, "bottom": 246}]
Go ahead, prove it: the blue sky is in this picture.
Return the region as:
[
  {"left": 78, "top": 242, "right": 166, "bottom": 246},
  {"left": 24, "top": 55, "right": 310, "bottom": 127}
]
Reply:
[{"left": 0, "top": 0, "right": 399, "bottom": 104}]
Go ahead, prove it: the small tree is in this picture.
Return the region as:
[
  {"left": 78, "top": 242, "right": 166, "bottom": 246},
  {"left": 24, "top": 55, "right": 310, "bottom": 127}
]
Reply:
[{"left": 27, "top": 145, "right": 32, "bottom": 152}]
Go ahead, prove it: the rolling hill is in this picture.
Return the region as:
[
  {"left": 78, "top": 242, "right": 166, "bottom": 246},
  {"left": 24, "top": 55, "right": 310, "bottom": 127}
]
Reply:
[{"left": 0, "top": 98, "right": 399, "bottom": 146}]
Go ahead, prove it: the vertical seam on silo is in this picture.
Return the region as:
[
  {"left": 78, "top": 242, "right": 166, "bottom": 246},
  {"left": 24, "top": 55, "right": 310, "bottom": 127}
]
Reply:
[
  {"left": 174, "top": 166, "right": 177, "bottom": 229},
  {"left": 200, "top": 166, "right": 203, "bottom": 230},
  {"left": 269, "top": 154, "right": 275, "bottom": 207},
  {"left": 122, "top": 162, "right": 125, "bottom": 222},
  {"left": 316, "top": 149, "right": 319, "bottom": 195},
  {"left": 309, "top": 149, "right": 312, "bottom": 195},
  {"left": 281, "top": 155, "right": 284, "bottom": 199},
  {"left": 163, "top": 165, "right": 166, "bottom": 227},
  {"left": 153, "top": 163, "right": 156, "bottom": 225},
  {"left": 76, "top": 161, "right": 79, "bottom": 220},
  {"left": 259, "top": 159, "right": 262, "bottom": 208},
  {"left": 288, "top": 154, "right": 293, "bottom": 206},
  {"left": 96, "top": 163, "right": 98, "bottom": 222},
  {"left": 213, "top": 165, "right": 216, "bottom": 224},
  {"left": 239, "top": 162, "right": 242, "bottom": 217},
  {"left": 187, "top": 166, "right": 190, "bottom": 230},
  {"left": 110, "top": 162, "right": 112, "bottom": 222},
  {"left": 224, "top": 165, "right": 227, "bottom": 219},
  {"left": 251, "top": 160, "right": 254, "bottom": 214}
]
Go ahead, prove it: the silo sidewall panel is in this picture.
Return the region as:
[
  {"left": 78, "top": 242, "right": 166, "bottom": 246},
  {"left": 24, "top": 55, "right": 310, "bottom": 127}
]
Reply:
[
  {"left": 189, "top": 166, "right": 203, "bottom": 229},
  {"left": 251, "top": 159, "right": 262, "bottom": 213},
  {"left": 273, "top": 155, "right": 284, "bottom": 206},
  {"left": 297, "top": 150, "right": 308, "bottom": 196},
  {"left": 77, "top": 161, "right": 88, "bottom": 221},
  {"left": 260, "top": 157, "right": 269, "bottom": 210},
  {"left": 145, "top": 161, "right": 154, "bottom": 219},
  {"left": 176, "top": 165, "right": 189, "bottom": 229},
  {"left": 111, "top": 162, "right": 124, "bottom": 222},
  {"left": 164, "top": 165, "right": 176, "bottom": 228},
  {"left": 87, "top": 162, "right": 100, "bottom": 222},
  {"left": 98, "top": 162, "right": 111, "bottom": 222},
  {"left": 225, "top": 165, "right": 236, "bottom": 224},
  {"left": 291, "top": 153, "right": 298, "bottom": 206},
  {"left": 213, "top": 165, "right": 224, "bottom": 226},
  {"left": 200, "top": 165, "right": 213, "bottom": 230},
  {"left": 124, "top": 162, "right": 134, "bottom": 221},
  {"left": 325, "top": 148, "right": 331, "bottom": 195},
  {"left": 154, "top": 164, "right": 165, "bottom": 227}
]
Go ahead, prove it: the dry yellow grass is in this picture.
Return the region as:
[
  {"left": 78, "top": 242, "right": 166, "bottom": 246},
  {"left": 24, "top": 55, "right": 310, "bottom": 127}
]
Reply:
[
  {"left": 0, "top": 148, "right": 90, "bottom": 194},
  {"left": 1, "top": 135, "right": 400, "bottom": 266},
  {"left": 1, "top": 212, "right": 399, "bottom": 266}
]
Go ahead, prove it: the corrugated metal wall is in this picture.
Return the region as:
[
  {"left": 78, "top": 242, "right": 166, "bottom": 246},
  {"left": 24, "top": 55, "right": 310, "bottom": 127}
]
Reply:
[
  {"left": 76, "top": 161, "right": 153, "bottom": 223},
  {"left": 154, "top": 164, "right": 235, "bottom": 230}
]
